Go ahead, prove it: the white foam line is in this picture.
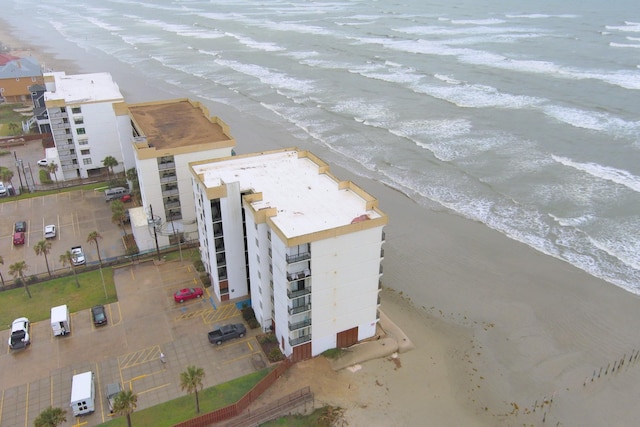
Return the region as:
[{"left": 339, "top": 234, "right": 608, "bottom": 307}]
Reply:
[{"left": 552, "top": 155, "right": 640, "bottom": 193}]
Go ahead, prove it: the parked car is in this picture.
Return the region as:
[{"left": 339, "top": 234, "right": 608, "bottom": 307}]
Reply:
[
  {"left": 208, "top": 323, "right": 246, "bottom": 345},
  {"left": 37, "top": 159, "right": 49, "bottom": 167},
  {"left": 14, "top": 221, "right": 26, "bottom": 232},
  {"left": 106, "top": 383, "right": 122, "bottom": 413},
  {"left": 0, "top": 181, "right": 6, "bottom": 197},
  {"left": 8, "top": 317, "right": 30, "bottom": 350},
  {"left": 71, "top": 246, "right": 86, "bottom": 265},
  {"left": 91, "top": 305, "right": 107, "bottom": 326},
  {"left": 13, "top": 232, "right": 25, "bottom": 245},
  {"left": 174, "top": 287, "right": 204, "bottom": 302},
  {"left": 44, "top": 224, "right": 56, "bottom": 239},
  {"left": 120, "top": 194, "right": 132, "bottom": 203}
]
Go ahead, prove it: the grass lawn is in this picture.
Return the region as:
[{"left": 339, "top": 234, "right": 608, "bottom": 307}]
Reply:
[
  {"left": 97, "top": 368, "right": 271, "bottom": 427},
  {"left": 0, "top": 268, "right": 117, "bottom": 329},
  {"left": 0, "top": 182, "right": 108, "bottom": 203}
]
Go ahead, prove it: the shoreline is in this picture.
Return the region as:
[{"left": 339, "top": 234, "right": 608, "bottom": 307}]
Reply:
[{"left": 4, "top": 18, "right": 640, "bottom": 426}]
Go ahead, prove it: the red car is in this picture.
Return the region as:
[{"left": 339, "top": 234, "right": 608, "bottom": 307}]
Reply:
[
  {"left": 121, "top": 194, "right": 132, "bottom": 203},
  {"left": 174, "top": 287, "right": 204, "bottom": 302},
  {"left": 13, "top": 232, "right": 25, "bottom": 245}
]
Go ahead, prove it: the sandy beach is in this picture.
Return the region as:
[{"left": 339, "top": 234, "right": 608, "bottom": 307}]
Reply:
[{"left": 3, "top": 19, "right": 640, "bottom": 427}]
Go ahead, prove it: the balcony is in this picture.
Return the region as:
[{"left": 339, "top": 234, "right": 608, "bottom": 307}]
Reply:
[
  {"left": 162, "top": 186, "right": 179, "bottom": 197},
  {"left": 287, "top": 269, "right": 310, "bottom": 282},
  {"left": 287, "top": 286, "right": 311, "bottom": 299},
  {"left": 288, "top": 318, "right": 312, "bottom": 331},
  {"left": 289, "top": 334, "right": 312, "bottom": 347},
  {"left": 288, "top": 304, "right": 311, "bottom": 315},
  {"left": 158, "top": 161, "right": 176, "bottom": 170},
  {"left": 160, "top": 174, "right": 177, "bottom": 183},
  {"left": 286, "top": 252, "right": 311, "bottom": 264},
  {"left": 382, "top": 231, "right": 386, "bottom": 241}
]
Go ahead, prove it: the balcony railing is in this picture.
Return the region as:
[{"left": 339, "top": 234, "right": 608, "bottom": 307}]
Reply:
[
  {"left": 158, "top": 161, "right": 176, "bottom": 170},
  {"left": 288, "top": 318, "right": 312, "bottom": 331},
  {"left": 288, "top": 304, "right": 311, "bottom": 315},
  {"left": 382, "top": 231, "right": 386, "bottom": 242},
  {"left": 286, "top": 252, "right": 311, "bottom": 264},
  {"left": 289, "top": 334, "right": 312, "bottom": 347},
  {"left": 287, "top": 269, "right": 310, "bottom": 282},
  {"left": 287, "top": 286, "right": 311, "bottom": 299}
]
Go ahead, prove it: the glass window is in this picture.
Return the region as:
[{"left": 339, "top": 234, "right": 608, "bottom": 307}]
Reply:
[
  {"left": 83, "top": 158, "right": 92, "bottom": 165},
  {"left": 76, "top": 128, "right": 86, "bottom": 135},
  {"left": 80, "top": 149, "right": 90, "bottom": 155},
  {"left": 71, "top": 107, "right": 81, "bottom": 114}
]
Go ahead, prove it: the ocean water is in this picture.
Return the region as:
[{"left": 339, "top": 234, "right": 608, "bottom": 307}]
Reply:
[{"left": 7, "top": 0, "right": 640, "bottom": 293}]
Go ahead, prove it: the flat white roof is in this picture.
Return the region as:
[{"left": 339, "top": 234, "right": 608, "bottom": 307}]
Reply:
[
  {"left": 44, "top": 71, "right": 123, "bottom": 104},
  {"left": 193, "top": 149, "right": 383, "bottom": 237}
]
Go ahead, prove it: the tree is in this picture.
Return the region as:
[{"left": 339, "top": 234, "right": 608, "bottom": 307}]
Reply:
[
  {"left": 113, "top": 390, "right": 137, "bottom": 427},
  {"left": 87, "top": 231, "right": 103, "bottom": 266},
  {"left": 46, "top": 162, "right": 60, "bottom": 189},
  {"left": 126, "top": 167, "right": 140, "bottom": 203},
  {"left": 0, "top": 255, "right": 5, "bottom": 286},
  {"left": 111, "top": 200, "right": 127, "bottom": 234},
  {"left": 0, "top": 167, "right": 14, "bottom": 193},
  {"left": 34, "top": 240, "right": 53, "bottom": 278},
  {"left": 103, "top": 156, "right": 118, "bottom": 184},
  {"left": 34, "top": 406, "right": 67, "bottom": 427},
  {"left": 180, "top": 365, "right": 205, "bottom": 414},
  {"left": 8, "top": 260, "right": 30, "bottom": 298},
  {"left": 59, "top": 251, "right": 80, "bottom": 288}
]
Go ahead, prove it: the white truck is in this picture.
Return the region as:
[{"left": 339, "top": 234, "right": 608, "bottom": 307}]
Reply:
[
  {"left": 71, "top": 246, "right": 85, "bottom": 266},
  {"left": 70, "top": 371, "right": 95, "bottom": 416},
  {"left": 51, "top": 305, "right": 71, "bottom": 336}
]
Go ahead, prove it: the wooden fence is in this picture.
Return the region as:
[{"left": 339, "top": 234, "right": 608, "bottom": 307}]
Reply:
[{"left": 173, "top": 359, "right": 293, "bottom": 427}]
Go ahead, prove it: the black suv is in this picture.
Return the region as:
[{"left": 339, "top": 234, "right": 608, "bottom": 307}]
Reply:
[{"left": 14, "top": 221, "right": 26, "bottom": 232}]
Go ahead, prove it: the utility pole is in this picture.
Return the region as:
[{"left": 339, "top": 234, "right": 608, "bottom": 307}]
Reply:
[
  {"left": 150, "top": 204, "right": 161, "bottom": 260},
  {"left": 13, "top": 152, "right": 24, "bottom": 193}
]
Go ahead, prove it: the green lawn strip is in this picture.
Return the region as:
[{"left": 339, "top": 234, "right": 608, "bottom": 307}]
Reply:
[
  {"left": 0, "top": 182, "right": 108, "bottom": 203},
  {"left": 97, "top": 368, "right": 271, "bottom": 427},
  {"left": 0, "top": 268, "right": 117, "bottom": 329}
]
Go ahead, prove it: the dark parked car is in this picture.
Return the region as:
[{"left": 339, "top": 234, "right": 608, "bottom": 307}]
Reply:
[
  {"left": 91, "top": 305, "right": 108, "bottom": 326},
  {"left": 174, "top": 287, "right": 204, "bottom": 302},
  {"left": 14, "top": 221, "right": 27, "bottom": 232}
]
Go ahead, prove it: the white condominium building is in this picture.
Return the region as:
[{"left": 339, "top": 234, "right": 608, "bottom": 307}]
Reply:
[
  {"left": 191, "top": 148, "right": 387, "bottom": 361},
  {"left": 41, "top": 72, "right": 127, "bottom": 180}
]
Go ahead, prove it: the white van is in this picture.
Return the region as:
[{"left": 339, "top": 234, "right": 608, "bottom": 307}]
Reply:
[
  {"left": 70, "top": 371, "right": 95, "bottom": 416},
  {"left": 51, "top": 305, "right": 70, "bottom": 336},
  {"left": 0, "top": 181, "right": 7, "bottom": 197},
  {"left": 104, "top": 187, "right": 129, "bottom": 202}
]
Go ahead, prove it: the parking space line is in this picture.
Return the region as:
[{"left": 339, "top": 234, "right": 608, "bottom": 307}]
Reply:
[
  {"left": 0, "top": 389, "right": 4, "bottom": 424},
  {"left": 50, "top": 375, "right": 53, "bottom": 406},
  {"left": 137, "top": 383, "right": 170, "bottom": 396},
  {"left": 222, "top": 350, "right": 263, "bottom": 365},
  {"left": 24, "top": 382, "right": 29, "bottom": 427},
  {"left": 119, "top": 345, "right": 162, "bottom": 370},
  {"left": 96, "top": 361, "right": 106, "bottom": 424},
  {"left": 72, "top": 418, "right": 88, "bottom": 426}
]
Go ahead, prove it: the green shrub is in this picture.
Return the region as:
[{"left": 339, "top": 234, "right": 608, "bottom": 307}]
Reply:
[
  {"left": 39, "top": 169, "right": 52, "bottom": 184},
  {"left": 248, "top": 318, "right": 260, "bottom": 329},
  {"left": 268, "top": 347, "right": 285, "bottom": 362},
  {"left": 200, "top": 274, "right": 211, "bottom": 288},
  {"left": 193, "top": 259, "right": 205, "bottom": 272},
  {"left": 241, "top": 306, "right": 256, "bottom": 322},
  {"left": 258, "top": 333, "right": 278, "bottom": 344}
]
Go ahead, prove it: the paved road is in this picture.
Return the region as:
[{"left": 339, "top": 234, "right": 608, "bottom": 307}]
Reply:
[{"left": 0, "top": 260, "right": 263, "bottom": 427}]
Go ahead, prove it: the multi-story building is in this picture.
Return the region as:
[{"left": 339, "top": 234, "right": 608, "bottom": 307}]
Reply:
[
  {"left": 191, "top": 148, "right": 387, "bottom": 361},
  {"left": 122, "top": 99, "right": 236, "bottom": 250},
  {"left": 41, "top": 72, "right": 127, "bottom": 180}
]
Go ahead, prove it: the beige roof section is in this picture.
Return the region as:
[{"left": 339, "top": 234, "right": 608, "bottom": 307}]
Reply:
[
  {"left": 127, "top": 99, "right": 235, "bottom": 155},
  {"left": 192, "top": 148, "right": 387, "bottom": 240}
]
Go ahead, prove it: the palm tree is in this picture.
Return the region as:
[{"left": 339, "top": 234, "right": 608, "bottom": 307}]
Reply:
[
  {"left": 59, "top": 251, "right": 80, "bottom": 288},
  {"left": 113, "top": 390, "right": 137, "bottom": 427},
  {"left": 111, "top": 200, "right": 127, "bottom": 234},
  {"left": 87, "top": 231, "right": 103, "bottom": 266},
  {"left": 46, "top": 162, "right": 60, "bottom": 189},
  {"left": 0, "top": 255, "right": 5, "bottom": 287},
  {"left": 180, "top": 365, "right": 205, "bottom": 414},
  {"left": 126, "top": 167, "right": 140, "bottom": 203},
  {"left": 0, "top": 167, "right": 14, "bottom": 194},
  {"left": 34, "top": 406, "right": 67, "bottom": 427},
  {"left": 34, "top": 240, "right": 53, "bottom": 278},
  {"left": 103, "top": 156, "right": 118, "bottom": 184},
  {"left": 8, "top": 260, "right": 30, "bottom": 298}
]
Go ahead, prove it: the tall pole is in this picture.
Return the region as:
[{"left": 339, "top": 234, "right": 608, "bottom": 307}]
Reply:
[
  {"left": 150, "top": 204, "right": 161, "bottom": 260},
  {"left": 170, "top": 212, "right": 183, "bottom": 262},
  {"left": 13, "top": 152, "right": 24, "bottom": 193}
]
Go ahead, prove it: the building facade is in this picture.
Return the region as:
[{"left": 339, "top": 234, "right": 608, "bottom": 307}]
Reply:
[
  {"left": 41, "top": 72, "right": 126, "bottom": 180},
  {"left": 191, "top": 148, "right": 387, "bottom": 361},
  {"left": 0, "top": 55, "right": 43, "bottom": 103},
  {"left": 121, "top": 99, "right": 236, "bottom": 250}
]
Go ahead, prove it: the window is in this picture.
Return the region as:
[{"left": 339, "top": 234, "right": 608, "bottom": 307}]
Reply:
[
  {"left": 71, "top": 107, "right": 81, "bottom": 114},
  {"left": 80, "top": 149, "right": 90, "bottom": 155},
  {"left": 83, "top": 158, "right": 92, "bottom": 165},
  {"left": 78, "top": 139, "right": 88, "bottom": 145},
  {"left": 74, "top": 117, "right": 84, "bottom": 125},
  {"left": 76, "top": 128, "right": 86, "bottom": 135},
  {"left": 60, "top": 107, "right": 66, "bottom": 113}
]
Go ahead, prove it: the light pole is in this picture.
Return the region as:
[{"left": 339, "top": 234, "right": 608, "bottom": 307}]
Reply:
[
  {"left": 13, "top": 152, "right": 24, "bottom": 193},
  {"left": 149, "top": 204, "right": 161, "bottom": 261},
  {"left": 170, "top": 212, "right": 183, "bottom": 262}
]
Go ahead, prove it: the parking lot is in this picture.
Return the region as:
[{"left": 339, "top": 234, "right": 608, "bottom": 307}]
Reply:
[{"left": 0, "top": 260, "right": 263, "bottom": 427}]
